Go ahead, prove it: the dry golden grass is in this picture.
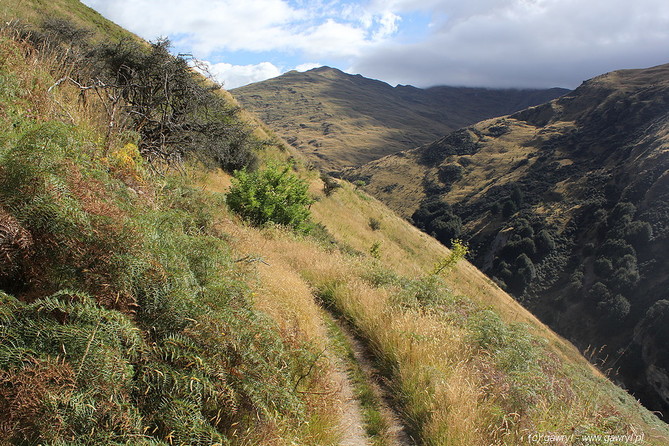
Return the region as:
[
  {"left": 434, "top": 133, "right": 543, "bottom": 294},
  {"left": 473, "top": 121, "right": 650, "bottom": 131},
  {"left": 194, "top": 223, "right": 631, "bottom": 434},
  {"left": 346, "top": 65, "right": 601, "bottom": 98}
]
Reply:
[{"left": 201, "top": 161, "right": 669, "bottom": 444}]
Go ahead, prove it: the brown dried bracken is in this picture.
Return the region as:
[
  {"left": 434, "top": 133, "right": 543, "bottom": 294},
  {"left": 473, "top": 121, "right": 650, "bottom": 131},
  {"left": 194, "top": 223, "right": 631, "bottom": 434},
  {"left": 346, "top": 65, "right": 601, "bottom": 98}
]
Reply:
[
  {"left": 0, "top": 358, "right": 76, "bottom": 442},
  {"left": 0, "top": 207, "right": 33, "bottom": 278}
]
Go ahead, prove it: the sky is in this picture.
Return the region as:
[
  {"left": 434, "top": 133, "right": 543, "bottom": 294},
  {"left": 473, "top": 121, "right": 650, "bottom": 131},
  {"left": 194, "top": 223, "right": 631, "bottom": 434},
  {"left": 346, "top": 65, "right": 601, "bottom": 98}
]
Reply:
[{"left": 81, "top": 0, "right": 669, "bottom": 90}]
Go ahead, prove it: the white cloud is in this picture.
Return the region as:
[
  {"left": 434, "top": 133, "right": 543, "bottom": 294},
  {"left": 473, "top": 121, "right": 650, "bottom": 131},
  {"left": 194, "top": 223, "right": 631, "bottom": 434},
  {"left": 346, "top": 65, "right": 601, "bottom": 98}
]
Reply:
[
  {"left": 373, "top": 11, "right": 401, "bottom": 40},
  {"left": 82, "top": 0, "right": 399, "bottom": 57},
  {"left": 81, "top": 0, "right": 669, "bottom": 89},
  {"left": 295, "top": 62, "right": 322, "bottom": 72},
  {"left": 352, "top": 0, "right": 669, "bottom": 88},
  {"left": 200, "top": 61, "right": 282, "bottom": 89}
]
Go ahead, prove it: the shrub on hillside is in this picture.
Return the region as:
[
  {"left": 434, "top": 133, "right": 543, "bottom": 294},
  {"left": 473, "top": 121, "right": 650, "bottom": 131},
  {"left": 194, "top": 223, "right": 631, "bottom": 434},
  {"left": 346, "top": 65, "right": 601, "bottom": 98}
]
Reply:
[
  {"left": 609, "top": 202, "right": 636, "bottom": 227},
  {"left": 535, "top": 229, "right": 555, "bottom": 254},
  {"left": 597, "top": 294, "right": 631, "bottom": 321},
  {"left": 502, "top": 200, "right": 517, "bottom": 218},
  {"left": 411, "top": 197, "right": 462, "bottom": 246},
  {"left": 500, "top": 237, "right": 536, "bottom": 261},
  {"left": 437, "top": 163, "right": 464, "bottom": 184},
  {"left": 594, "top": 257, "right": 614, "bottom": 277},
  {"left": 321, "top": 173, "right": 342, "bottom": 196},
  {"left": 588, "top": 282, "right": 610, "bottom": 304},
  {"left": 624, "top": 220, "right": 653, "bottom": 245},
  {"left": 227, "top": 164, "right": 314, "bottom": 231},
  {"left": 610, "top": 266, "right": 640, "bottom": 292}
]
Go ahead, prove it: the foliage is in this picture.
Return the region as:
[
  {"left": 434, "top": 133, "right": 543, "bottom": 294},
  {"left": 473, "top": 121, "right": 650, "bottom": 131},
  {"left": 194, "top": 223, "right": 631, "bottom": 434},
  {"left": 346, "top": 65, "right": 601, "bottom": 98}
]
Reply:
[
  {"left": 597, "top": 294, "right": 631, "bottom": 321},
  {"left": 226, "top": 164, "right": 314, "bottom": 231},
  {"left": 502, "top": 200, "right": 517, "bottom": 218},
  {"left": 321, "top": 172, "right": 342, "bottom": 196},
  {"left": 411, "top": 197, "right": 462, "bottom": 246},
  {"left": 535, "top": 229, "right": 555, "bottom": 253},
  {"left": 369, "top": 241, "right": 382, "bottom": 260},
  {"left": 437, "top": 163, "right": 463, "bottom": 184},
  {"left": 588, "top": 282, "right": 610, "bottom": 304},
  {"left": 368, "top": 217, "right": 381, "bottom": 231},
  {"left": 431, "top": 239, "right": 469, "bottom": 275},
  {"left": 89, "top": 38, "right": 258, "bottom": 171},
  {"left": 0, "top": 34, "right": 312, "bottom": 444}
]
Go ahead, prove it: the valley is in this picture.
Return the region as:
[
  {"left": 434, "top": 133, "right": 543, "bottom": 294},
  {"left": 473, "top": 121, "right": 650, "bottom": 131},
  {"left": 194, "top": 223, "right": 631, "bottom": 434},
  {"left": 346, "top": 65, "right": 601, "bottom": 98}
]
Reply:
[
  {"left": 232, "top": 67, "right": 567, "bottom": 171},
  {"left": 0, "top": 0, "right": 668, "bottom": 444},
  {"left": 346, "top": 63, "right": 669, "bottom": 418}
]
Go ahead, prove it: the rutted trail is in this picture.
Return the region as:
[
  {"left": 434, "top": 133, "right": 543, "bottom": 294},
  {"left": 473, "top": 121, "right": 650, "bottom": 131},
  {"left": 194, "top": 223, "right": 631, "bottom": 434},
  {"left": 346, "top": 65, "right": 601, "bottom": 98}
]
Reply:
[
  {"left": 324, "top": 310, "right": 415, "bottom": 446},
  {"left": 329, "top": 350, "right": 371, "bottom": 446}
]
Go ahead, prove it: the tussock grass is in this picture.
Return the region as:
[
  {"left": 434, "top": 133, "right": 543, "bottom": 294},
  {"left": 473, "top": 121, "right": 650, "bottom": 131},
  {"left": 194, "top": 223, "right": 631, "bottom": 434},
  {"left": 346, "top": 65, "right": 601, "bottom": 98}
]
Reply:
[
  {"left": 0, "top": 30, "right": 342, "bottom": 445},
  {"left": 2, "top": 18, "right": 668, "bottom": 445},
  {"left": 206, "top": 163, "right": 669, "bottom": 445}
]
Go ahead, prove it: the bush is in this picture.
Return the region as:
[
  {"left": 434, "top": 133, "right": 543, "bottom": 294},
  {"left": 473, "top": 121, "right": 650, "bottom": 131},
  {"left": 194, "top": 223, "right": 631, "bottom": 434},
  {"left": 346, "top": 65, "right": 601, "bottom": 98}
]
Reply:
[
  {"left": 432, "top": 239, "right": 469, "bottom": 275},
  {"left": 437, "top": 163, "right": 463, "bottom": 184},
  {"left": 610, "top": 266, "right": 640, "bottom": 292},
  {"left": 92, "top": 38, "right": 257, "bottom": 171},
  {"left": 431, "top": 216, "right": 462, "bottom": 242},
  {"left": 369, "top": 241, "right": 382, "bottom": 260},
  {"left": 501, "top": 237, "right": 536, "bottom": 260},
  {"left": 321, "top": 173, "right": 341, "bottom": 196},
  {"left": 609, "top": 202, "right": 636, "bottom": 226},
  {"left": 368, "top": 217, "right": 381, "bottom": 231},
  {"left": 588, "top": 282, "right": 610, "bottom": 304},
  {"left": 227, "top": 164, "right": 314, "bottom": 231},
  {"left": 502, "top": 200, "right": 517, "bottom": 218},
  {"left": 597, "top": 294, "right": 631, "bottom": 321},
  {"left": 624, "top": 220, "right": 652, "bottom": 245},
  {"left": 535, "top": 229, "right": 555, "bottom": 253},
  {"left": 599, "top": 238, "right": 635, "bottom": 259},
  {"left": 594, "top": 257, "right": 613, "bottom": 276},
  {"left": 510, "top": 254, "right": 535, "bottom": 293}
]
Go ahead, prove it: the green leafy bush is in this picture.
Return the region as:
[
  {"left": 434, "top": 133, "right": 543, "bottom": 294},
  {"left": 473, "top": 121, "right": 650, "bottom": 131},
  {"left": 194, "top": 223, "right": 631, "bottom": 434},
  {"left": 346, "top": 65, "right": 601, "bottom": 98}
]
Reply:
[{"left": 226, "top": 164, "right": 314, "bottom": 231}]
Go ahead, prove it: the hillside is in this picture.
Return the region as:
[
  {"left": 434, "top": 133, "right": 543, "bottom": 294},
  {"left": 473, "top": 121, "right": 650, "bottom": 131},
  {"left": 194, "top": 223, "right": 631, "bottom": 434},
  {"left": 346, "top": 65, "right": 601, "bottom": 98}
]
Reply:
[
  {"left": 1, "top": 1, "right": 669, "bottom": 445},
  {"left": 0, "top": 0, "right": 141, "bottom": 43},
  {"left": 231, "top": 67, "right": 568, "bottom": 171},
  {"left": 348, "top": 62, "right": 669, "bottom": 417}
]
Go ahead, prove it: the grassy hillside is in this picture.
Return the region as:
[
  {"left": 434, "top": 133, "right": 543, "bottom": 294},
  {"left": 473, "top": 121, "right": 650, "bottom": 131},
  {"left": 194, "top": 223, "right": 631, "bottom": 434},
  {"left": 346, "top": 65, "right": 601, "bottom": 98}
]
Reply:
[
  {"left": 0, "top": 0, "right": 140, "bottom": 43},
  {"left": 231, "top": 67, "right": 568, "bottom": 171},
  {"left": 1, "top": 3, "right": 668, "bottom": 445},
  {"left": 349, "top": 62, "right": 669, "bottom": 419}
]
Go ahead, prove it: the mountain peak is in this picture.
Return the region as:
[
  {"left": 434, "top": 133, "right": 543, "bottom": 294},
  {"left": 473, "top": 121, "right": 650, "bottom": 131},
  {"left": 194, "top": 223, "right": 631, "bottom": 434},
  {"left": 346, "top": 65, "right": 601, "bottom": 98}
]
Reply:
[{"left": 232, "top": 71, "right": 568, "bottom": 171}]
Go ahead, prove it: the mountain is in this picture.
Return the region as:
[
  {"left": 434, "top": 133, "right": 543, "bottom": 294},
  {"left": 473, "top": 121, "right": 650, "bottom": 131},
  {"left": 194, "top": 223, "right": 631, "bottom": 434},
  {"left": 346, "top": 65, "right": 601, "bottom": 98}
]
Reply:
[
  {"left": 348, "top": 62, "right": 669, "bottom": 416},
  {"left": 2, "top": 1, "right": 669, "bottom": 444},
  {"left": 231, "top": 67, "right": 568, "bottom": 171}
]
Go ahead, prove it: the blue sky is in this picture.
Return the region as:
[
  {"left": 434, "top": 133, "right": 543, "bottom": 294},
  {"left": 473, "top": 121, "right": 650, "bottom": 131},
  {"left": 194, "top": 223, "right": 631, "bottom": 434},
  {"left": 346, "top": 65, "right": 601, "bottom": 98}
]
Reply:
[{"left": 81, "top": 0, "right": 669, "bottom": 89}]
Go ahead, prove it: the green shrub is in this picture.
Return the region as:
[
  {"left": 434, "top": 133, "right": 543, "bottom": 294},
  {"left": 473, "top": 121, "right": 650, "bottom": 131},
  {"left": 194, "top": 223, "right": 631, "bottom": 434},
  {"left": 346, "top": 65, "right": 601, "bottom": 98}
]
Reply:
[
  {"left": 226, "top": 164, "right": 314, "bottom": 231},
  {"left": 624, "top": 220, "right": 652, "bottom": 245},
  {"left": 588, "top": 282, "right": 610, "bottom": 304},
  {"left": 432, "top": 239, "right": 469, "bottom": 275},
  {"left": 502, "top": 200, "right": 517, "bottom": 218},
  {"left": 368, "top": 217, "right": 381, "bottom": 231},
  {"left": 89, "top": 38, "right": 257, "bottom": 170},
  {"left": 320, "top": 173, "right": 341, "bottom": 196},
  {"left": 594, "top": 257, "right": 613, "bottom": 276},
  {"left": 597, "top": 294, "right": 631, "bottom": 321},
  {"left": 437, "top": 163, "right": 463, "bottom": 184},
  {"left": 535, "top": 229, "right": 555, "bottom": 253},
  {"left": 369, "top": 241, "right": 382, "bottom": 260}
]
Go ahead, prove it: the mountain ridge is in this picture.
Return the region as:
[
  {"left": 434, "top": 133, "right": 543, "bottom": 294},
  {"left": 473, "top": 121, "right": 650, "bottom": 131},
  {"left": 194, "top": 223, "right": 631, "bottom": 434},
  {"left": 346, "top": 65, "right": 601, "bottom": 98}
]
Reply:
[
  {"left": 1, "top": 1, "right": 669, "bottom": 443},
  {"left": 231, "top": 66, "right": 569, "bottom": 171},
  {"left": 348, "top": 61, "right": 669, "bottom": 416}
]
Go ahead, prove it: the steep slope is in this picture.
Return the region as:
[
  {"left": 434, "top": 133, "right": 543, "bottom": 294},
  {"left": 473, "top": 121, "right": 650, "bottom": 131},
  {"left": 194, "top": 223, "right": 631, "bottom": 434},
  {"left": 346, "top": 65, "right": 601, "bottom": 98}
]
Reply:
[
  {"left": 349, "top": 62, "right": 669, "bottom": 417},
  {"left": 3, "top": 2, "right": 669, "bottom": 444},
  {"left": 231, "top": 67, "right": 568, "bottom": 171},
  {"left": 0, "top": 0, "right": 141, "bottom": 43}
]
